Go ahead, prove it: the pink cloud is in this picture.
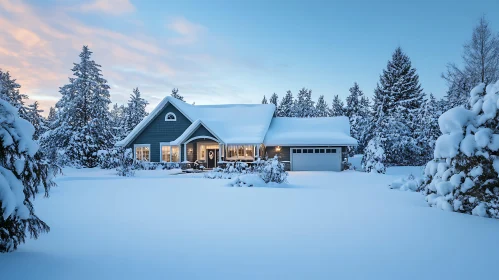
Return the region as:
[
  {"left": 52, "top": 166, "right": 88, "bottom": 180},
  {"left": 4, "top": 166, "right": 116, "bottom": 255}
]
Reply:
[
  {"left": 80, "top": 0, "right": 135, "bottom": 15},
  {"left": 167, "top": 17, "right": 206, "bottom": 45}
]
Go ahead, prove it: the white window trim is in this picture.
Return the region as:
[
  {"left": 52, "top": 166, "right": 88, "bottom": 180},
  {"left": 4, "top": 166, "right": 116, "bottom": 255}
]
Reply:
[
  {"left": 165, "top": 112, "right": 177, "bottom": 121},
  {"left": 225, "top": 144, "right": 256, "bottom": 161},
  {"left": 134, "top": 144, "right": 151, "bottom": 161},
  {"left": 160, "top": 143, "right": 180, "bottom": 162}
]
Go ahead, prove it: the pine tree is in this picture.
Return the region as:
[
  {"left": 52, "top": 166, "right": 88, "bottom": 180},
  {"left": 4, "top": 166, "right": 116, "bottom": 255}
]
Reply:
[
  {"left": 46, "top": 46, "right": 113, "bottom": 167},
  {"left": 368, "top": 47, "right": 424, "bottom": 166},
  {"left": 24, "top": 101, "right": 46, "bottom": 140},
  {"left": 261, "top": 95, "right": 268, "bottom": 104},
  {"left": 0, "top": 69, "right": 29, "bottom": 119},
  {"left": 269, "top": 93, "right": 278, "bottom": 107},
  {"left": 345, "top": 83, "right": 370, "bottom": 153},
  {"left": 420, "top": 81, "right": 499, "bottom": 218},
  {"left": 0, "top": 97, "right": 57, "bottom": 252},
  {"left": 124, "top": 87, "right": 149, "bottom": 135},
  {"left": 110, "top": 103, "right": 126, "bottom": 142},
  {"left": 171, "top": 88, "right": 184, "bottom": 102},
  {"left": 414, "top": 93, "right": 442, "bottom": 163},
  {"left": 330, "top": 95, "right": 345, "bottom": 116},
  {"left": 277, "top": 90, "right": 294, "bottom": 117},
  {"left": 315, "top": 95, "right": 329, "bottom": 117},
  {"left": 292, "top": 88, "right": 315, "bottom": 117}
]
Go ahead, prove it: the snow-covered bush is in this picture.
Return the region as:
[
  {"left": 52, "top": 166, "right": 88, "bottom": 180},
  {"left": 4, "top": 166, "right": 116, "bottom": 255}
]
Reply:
[
  {"left": 203, "top": 161, "right": 251, "bottom": 179},
  {"left": 115, "top": 148, "right": 134, "bottom": 177},
  {"left": 0, "top": 99, "right": 57, "bottom": 252},
  {"left": 390, "top": 174, "right": 423, "bottom": 191},
  {"left": 259, "top": 156, "right": 287, "bottom": 183},
  {"left": 420, "top": 81, "right": 499, "bottom": 218},
  {"left": 362, "top": 137, "right": 386, "bottom": 173},
  {"left": 227, "top": 174, "right": 265, "bottom": 187},
  {"left": 97, "top": 148, "right": 122, "bottom": 169}
]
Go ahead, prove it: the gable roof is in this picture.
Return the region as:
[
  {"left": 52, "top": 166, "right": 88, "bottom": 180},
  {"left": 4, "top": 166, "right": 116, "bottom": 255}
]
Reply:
[
  {"left": 263, "top": 117, "right": 358, "bottom": 146},
  {"left": 169, "top": 119, "right": 222, "bottom": 145},
  {"left": 116, "top": 96, "right": 276, "bottom": 146}
]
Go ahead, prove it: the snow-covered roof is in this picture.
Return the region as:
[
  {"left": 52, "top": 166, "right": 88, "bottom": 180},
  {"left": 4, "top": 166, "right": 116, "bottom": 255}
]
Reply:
[
  {"left": 263, "top": 117, "right": 358, "bottom": 146},
  {"left": 117, "top": 96, "right": 276, "bottom": 146},
  {"left": 169, "top": 119, "right": 222, "bottom": 145}
]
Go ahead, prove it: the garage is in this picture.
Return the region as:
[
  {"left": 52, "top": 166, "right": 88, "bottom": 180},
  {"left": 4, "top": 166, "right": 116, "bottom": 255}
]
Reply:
[{"left": 291, "top": 147, "right": 342, "bottom": 171}]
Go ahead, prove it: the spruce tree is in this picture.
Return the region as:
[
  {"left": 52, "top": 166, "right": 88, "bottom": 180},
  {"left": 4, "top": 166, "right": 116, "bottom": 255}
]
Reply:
[
  {"left": 315, "top": 95, "right": 329, "bottom": 117},
  {"left": 369, "top": 47, "right": 424, "bottom": 166},
  {"left": 110, "top": 103, "right": 126, "bottom": 142},
  {"left": 346, "top": 83, "right": 370, "bottom": 153},
  {"left": 293, "top": 88, "right": 315, "bottom": 117},
  {"left": 277, "top": 90, "right": 294, "bottom": 117},
  {"left": 24, "top": 101, "right": 46, "bottom": 140},
  {"left": 171, "top": 88, "right": 184, "bottom": 101},
  {"left": 269, "top": 93, "right": 278, "bottom": 107},
  {"left": 0, "top": 69, "right": 29, "bottom": 119},
  {"left": 0, "top": 97, "right": 56, "bottom": 252},
  {"left": 330, "top": 95, "right": 345, "bottom": 116},
  {"left": 414, "top": 93, "right": 442, "bottom": 163},
  {"left": 47, "top": 46, "right": 113, "bottom": 167},
  {"left": 124, "top": 87, "right": 149, "bottom": 135},
  {"left": 261, "top": 95, "right": 268, "bottom": 104}
]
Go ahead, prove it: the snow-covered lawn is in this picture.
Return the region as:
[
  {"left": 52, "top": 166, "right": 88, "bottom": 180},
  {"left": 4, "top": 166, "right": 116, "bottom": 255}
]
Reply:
[{"left": 2, "top": 167, "right": 499, "bottom": 280}]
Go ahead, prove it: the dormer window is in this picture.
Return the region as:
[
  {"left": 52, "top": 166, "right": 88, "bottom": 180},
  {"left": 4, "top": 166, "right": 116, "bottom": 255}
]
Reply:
[{"left": 165, "top": 112, "right": 176, "bottom": 121}]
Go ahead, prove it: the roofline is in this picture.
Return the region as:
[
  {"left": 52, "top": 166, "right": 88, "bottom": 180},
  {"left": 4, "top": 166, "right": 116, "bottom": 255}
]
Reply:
[
  {"left": 263, "top": 143, "right": 358, "bottom": 146},
  {"left": 170, "top": 119, "right": 225, "bottom": 145}
]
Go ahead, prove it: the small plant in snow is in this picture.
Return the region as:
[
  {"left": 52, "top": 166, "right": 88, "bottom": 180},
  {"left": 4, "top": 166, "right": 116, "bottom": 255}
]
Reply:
[
  {"left": 390, "top": 173, "right": 422, "bottom": 191},
  {"left": 115, "top": 148, "right": 135, "bottom": 177},
  {"left": 259, "top": 156, "right": 287, "bottom": 183},
  {"left": 362, "top": 137, "right": 386, "bottom": 174}
]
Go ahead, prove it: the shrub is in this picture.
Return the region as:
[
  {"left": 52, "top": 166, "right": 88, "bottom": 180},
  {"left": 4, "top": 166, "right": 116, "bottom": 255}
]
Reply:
[{"left": 259, "top": 156, "right": 287, "bottom": 183}]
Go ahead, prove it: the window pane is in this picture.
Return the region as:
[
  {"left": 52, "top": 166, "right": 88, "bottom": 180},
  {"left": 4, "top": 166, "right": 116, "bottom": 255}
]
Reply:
[
  {"left": 303, "top": 149, "right": 308, "bottom": 153},
  {"left": 331, "top": 148, "right": 337, "bottom": 153},
  {"left": 296, "top": 149, "right": 301, "bottom": 153},
  {"left": 326, "top": 149, "right": 331, "bottom": 153},
  {"left": 162, "top": 146, "right": 170, "bottom": 162},
  {"left": 308, "top": 149, "right": 313, "bottom": 153},
  {"left": 320, "top": 149, "right": 325, "bottom": 153},
  {"left": 136, "top": 146, "right": 150, "bottom": 161},
  {"left": 238, "top": 146, "right": 244, "bottom": 156},
  {"left": 245, "top": 145, "right": 254, "bottom": 157},
  {"left": 315, "top": 149, "right": 320, "bottom": 153},
  {"left": 172, "top": 146, "right": 179, "bottom": 162}
]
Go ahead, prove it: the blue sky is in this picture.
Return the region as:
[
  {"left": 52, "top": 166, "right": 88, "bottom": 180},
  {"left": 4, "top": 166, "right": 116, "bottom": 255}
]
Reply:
[{"left": 1, "top": 0, "right": 498, "bottom": 113}]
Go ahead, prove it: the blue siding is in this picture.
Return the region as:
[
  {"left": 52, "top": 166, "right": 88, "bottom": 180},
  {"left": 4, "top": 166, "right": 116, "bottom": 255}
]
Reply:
[
  {"left": 188, "top": 125, "right": 216, "bottom": 140},
  {"left": 127, "top": 103, "right": 192, "bottom": 162}
]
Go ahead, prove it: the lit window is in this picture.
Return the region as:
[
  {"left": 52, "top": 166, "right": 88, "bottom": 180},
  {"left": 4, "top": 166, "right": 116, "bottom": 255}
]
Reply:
[
  {"left": 135, "top": 145, "right": 150, "bottom": 161},
  {"left": 227, "top": 145, "right": 254, "bottom": 159},
  {"left": 161, "top": 145, "right": 180, "bottom": 162},
  {"left": 165, "top": 112, "right": 176, "bottom": 121}
]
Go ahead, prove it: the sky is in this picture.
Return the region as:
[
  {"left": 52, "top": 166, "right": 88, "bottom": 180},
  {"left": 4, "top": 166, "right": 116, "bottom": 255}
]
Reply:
[{"left": 1, "top": 0, "right": 498, "bottom": 115}]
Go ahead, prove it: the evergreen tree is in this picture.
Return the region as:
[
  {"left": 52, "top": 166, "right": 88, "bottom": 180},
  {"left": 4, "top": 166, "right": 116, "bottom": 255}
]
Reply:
[
  {"left": 345, "top": 83, "right": 370, "bottom": 153},
  {"left": 0, "top": 69, "right": 29, "bottom": 119},
  {"left": 171, "top": 88, "right": 184, "bottom": 102},
  {"left": 315, "top": 95, "right": 329, "bottom": 117},
  {"left": 292, "top": 88, "right": 315, "bottom": 117},
  {"left": 0, "top": 97, "right": 56, "bottom": 252},
  {"left": 110, "top": 103, "right": 126, "bottom": 142},
  {"left": 269, "top": 93, "right": 279, "bottom": 107},
  {"left": 414, "top": 93, "right": 442, "bottom": 163},
  {"left": 368, "top": 47, "right": 424, "bottom": 166},
  {"left": 47, "top": 107, "right": 56, "bottom": 123},
  {"left": 124, "top": 87, "right": 149, "bottom": 135},
  {"left": 277, "top": 90, "right": 294, "bottom": 117},
  {"left": 24, "top": 101, "right": 46, "bottom": 140},
  {"left": 330, "top": 95, "right": 345, "bottom": 116},
  {"left": 261, "top": 95, "right": 268, "bottom": 104},
  {"left": 47, "top": 46, "right": 113, "bottom": 167}
]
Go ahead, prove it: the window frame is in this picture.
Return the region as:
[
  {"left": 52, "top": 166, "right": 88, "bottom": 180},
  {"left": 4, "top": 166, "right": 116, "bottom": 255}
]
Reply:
[
  {"left": 134, "top": 144, "right": 151, "bottom": 162},
  {"left": 165, "top": 112, "right": 177, "bottom": 122},
  {"left": 160, "top": 143, "right": 180, "bottom": 162}
]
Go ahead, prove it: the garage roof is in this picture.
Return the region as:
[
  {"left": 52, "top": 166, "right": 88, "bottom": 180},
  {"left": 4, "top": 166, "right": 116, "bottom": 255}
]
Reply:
[{"left": 263, "top": 117, "right": 358, "bottom": 146}]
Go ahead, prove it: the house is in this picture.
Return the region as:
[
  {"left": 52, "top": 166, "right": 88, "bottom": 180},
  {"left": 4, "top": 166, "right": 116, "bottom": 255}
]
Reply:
[{"left": 116, "top": 96, "right": 357, "bottom": 171}]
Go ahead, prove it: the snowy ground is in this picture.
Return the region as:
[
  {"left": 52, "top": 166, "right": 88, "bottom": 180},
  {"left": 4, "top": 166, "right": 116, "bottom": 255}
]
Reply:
[{"left": 2, "top": 167, "right": 499, "bottom": 280}]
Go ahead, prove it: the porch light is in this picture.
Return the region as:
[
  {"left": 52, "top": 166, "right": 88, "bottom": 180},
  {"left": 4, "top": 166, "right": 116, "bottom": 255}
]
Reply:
[
  {"left": 276, "top": 146, "right": 281, "bottom": 152},
  {"left": 188, "top": 148, "right": 193, "bottom": 154}
]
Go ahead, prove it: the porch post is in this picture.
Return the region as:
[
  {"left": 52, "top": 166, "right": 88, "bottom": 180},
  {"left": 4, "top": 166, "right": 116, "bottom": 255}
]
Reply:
[
  {"left": 219, "top": 144, "right": 222, "bottom": 162},
  {"left": 183, "top": 144, "right": 187, "bottom": 162},
  {"left": 256, "top": 145, "right": 259, "bottom": 159}
]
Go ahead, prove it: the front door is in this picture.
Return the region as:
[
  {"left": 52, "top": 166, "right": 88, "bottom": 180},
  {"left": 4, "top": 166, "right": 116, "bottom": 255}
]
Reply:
[{"left": 207, "top": 149, "right": 218, "bottom": 168}]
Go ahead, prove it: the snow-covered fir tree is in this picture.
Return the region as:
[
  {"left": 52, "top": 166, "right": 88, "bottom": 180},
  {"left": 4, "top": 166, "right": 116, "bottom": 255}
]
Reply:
[
  {"left": 368, "top": 47, "right": 424, "bottom": 166},
  {"left": 315, "top": 95, "right": 329, "bottom": 117},
  {"left": 110, "top": 103, "right": 126, "bottom": 142},
  {"left": 0, "top": 97, "right": 56, "bottom": 252},
  {"left": 292, "top": 88, "right": 315, "bottom": 117},
  {"left": 345, "top": 83, "right": 371, "bottom": 154},
  {"left": 420, "top": 81, "right": 499, "bottom": 218},
  {"left": 24, "top": 101, "right": 46, "bottom": 140},
  {"left": 46, "top": 46, "right": 113, "bottom": 167},
  {"left": 277, "top": 90, "right": 294, "bottom": 117},
  {"left": 0, "top": 69, "right": 29, "bottom": 119},
  {"left": 414, "top": 93, "right": 442, "bottom": 163},
  {"left": 362, "top": 135, "right": 386, "bottom": 174},
  {"left": 269, "top": 93, "right": 278, "bottom": 107},
  {"left": 330, "top": 95, "right": 345, "bottom": 116},
  {"left": 171, "top": 88, "right": 184, "bottom": 102},
  {"left": 124, "top": 87, "right": 149, "bottom": 135},
  {"left": 261, "top": 95, "right": 268, "bottom": 104},
  {"left": 443, "top": 16, "right": 499, "bottom": 109}
]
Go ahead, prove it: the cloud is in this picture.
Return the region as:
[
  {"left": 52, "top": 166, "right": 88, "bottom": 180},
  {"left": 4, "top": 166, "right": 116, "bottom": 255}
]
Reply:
[
  {"left": 166, "top": 17, "right": 206, "bottom": 45},
  {"left": 80, "top": 0, "right": 135, "bottom": 15}
]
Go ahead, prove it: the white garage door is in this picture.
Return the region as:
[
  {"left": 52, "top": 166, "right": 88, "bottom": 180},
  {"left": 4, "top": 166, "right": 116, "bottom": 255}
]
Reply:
[{"left": 291, "top": 147, "right": 341, "bottom": 171}]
